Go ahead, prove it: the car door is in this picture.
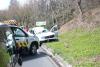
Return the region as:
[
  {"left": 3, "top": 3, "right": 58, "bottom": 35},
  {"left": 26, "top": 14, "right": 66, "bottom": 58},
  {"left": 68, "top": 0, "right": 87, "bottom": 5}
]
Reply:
[
  {"left": 50, "top": 25, "right": 58, "bottom": 37},
  {"left": 13, "top": 27, "right": 28, "bottom": 47},
  {"left": 6, "top": 28, "right": 15, "bottom": 47}
]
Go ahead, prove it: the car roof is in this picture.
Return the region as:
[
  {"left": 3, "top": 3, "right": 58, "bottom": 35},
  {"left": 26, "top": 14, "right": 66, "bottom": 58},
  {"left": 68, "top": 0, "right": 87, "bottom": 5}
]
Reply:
[
  {"left": 32, "top": 27, "right": 45, "bottom": 30},
  {"left": 0, "top": 22, "right": 17, "bottom": 28}
]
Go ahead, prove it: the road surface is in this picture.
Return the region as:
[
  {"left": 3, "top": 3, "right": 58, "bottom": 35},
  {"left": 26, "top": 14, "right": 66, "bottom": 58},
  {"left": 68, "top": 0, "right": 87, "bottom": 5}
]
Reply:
[{"left": 16, "top": 47, "right": 58, "bottom": 67}]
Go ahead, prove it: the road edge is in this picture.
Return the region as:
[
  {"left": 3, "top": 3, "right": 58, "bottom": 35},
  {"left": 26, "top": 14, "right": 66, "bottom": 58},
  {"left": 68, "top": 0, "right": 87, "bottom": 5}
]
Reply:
[{"left": 41, "top": 45, "right": 72, "bottom": 67}]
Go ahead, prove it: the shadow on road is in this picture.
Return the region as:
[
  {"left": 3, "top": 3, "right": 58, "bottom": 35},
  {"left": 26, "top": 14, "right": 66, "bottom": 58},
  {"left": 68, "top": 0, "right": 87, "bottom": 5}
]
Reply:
[{"left": 22, "top": 52, "right": 48, "bottom": 62}]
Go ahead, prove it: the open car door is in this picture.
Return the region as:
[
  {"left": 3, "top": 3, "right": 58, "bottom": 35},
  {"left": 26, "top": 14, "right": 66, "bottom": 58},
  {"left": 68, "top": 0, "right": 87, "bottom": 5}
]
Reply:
[
  {"left": 50, "top": 25, "right": 58, "bottom": 37},
  {"left": 12, "top": 27, "right": 28, "bottom": 49}
]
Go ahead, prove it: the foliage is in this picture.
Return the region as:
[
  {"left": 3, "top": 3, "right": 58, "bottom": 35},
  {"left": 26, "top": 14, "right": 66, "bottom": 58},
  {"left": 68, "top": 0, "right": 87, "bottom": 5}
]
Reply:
[
  {"left": 0, "top": 45, "right": 9, "bottom": 67},
  {"left": 0, "top": 0, "right": 100, "bottom": 27}
]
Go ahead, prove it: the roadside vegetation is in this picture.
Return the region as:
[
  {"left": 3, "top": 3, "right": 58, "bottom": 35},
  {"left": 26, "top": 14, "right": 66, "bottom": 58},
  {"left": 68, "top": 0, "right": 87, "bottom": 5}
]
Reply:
[
  {"left": 47, "top": 27, "right": 100, "bottom": 67},
  {"left": 0, "top": 45, "right": 9, "bottom": 67}
]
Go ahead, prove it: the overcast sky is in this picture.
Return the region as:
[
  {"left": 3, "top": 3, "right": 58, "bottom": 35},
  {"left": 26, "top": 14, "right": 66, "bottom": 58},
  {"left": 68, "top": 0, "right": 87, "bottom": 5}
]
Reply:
[{"left": 0, "top": 0, "right": 27, "bottom": 10}]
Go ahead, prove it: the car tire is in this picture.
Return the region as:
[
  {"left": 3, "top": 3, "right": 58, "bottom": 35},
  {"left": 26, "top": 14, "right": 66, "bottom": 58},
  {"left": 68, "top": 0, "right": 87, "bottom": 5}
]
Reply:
[
  {"left": 18, "top": 56, "right": 22, "bottom": 66},
  {"left": 30, "top": 45, "right": 37, "bottom": 55},
  {"left": 40, "top": 42, "right": 43, "bottom": 46}
]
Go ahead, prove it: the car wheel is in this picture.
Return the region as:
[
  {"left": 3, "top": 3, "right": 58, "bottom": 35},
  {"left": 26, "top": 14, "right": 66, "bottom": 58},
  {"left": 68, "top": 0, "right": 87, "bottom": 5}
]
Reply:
[
  {"left": 30, "top": 45, "right": 37, "bottom": 55},
  {"left": 10, "top": 54, "right": 17, "bottom": 67},
  {"left": 40, "top": 42, "right": 43, "bottom": 46}
]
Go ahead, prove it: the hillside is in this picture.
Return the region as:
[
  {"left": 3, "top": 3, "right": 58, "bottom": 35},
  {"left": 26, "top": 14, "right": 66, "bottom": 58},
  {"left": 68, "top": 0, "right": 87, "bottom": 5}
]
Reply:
[{"left": 60, "top": 7, "right": 100, "bottom": 33}]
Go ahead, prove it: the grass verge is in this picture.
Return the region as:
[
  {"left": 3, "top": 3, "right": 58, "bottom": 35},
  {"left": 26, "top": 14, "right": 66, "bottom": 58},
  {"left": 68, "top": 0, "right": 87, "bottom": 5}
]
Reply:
[
  {"left": 0, "top": 46, "right": 9, "bottom": 67},
  {"left": 47, "top": 27, "right": 100, "bottom": 67}
]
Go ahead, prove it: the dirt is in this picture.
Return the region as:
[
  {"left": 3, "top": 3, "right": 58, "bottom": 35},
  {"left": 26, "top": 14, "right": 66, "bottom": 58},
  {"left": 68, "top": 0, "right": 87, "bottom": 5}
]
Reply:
[
  {"left": 94, "top": 55, "right": 100, "bottom": 62},
  {"left": 59, "top": 18, "right": 79, "bottom": 33}
]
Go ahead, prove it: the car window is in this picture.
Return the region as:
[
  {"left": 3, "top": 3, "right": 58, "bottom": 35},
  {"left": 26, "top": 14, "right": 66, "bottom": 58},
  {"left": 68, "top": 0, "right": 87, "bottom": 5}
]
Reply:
[
  {"left": 34, "top": 28, "right": 48, "bottom": 34},
  {"left": 50, "top": 25, "right": 58, "bottom": 32},
  {"left": 53, "top": 27, "right": 57, "bottom": 31},
  {"left": 13, "top": 28, "right": 25, "bottom": 37},
  {"left": 6, "top": 30, "right": 15, "bottom": 46},
  {"left": 51, "top": 27, "right": 57, "bottom": 32},
  {"left": 42, "top": 29, "right": 48, "bottom": 33}
]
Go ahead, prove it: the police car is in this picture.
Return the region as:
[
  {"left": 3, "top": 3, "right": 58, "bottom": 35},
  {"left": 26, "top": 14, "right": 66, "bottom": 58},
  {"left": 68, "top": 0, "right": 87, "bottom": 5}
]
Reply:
[
  {"left": 0, "top": 23, "right": 40, "bottom": 55},
  {"left": 12, "top": 26, "right": 40, "bottom": 55}
]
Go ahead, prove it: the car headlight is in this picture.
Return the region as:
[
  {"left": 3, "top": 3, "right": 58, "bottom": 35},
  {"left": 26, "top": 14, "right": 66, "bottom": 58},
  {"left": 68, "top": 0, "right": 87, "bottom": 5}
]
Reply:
[{"left": 45, "top": 35, "right": 55, "bottom": 38}]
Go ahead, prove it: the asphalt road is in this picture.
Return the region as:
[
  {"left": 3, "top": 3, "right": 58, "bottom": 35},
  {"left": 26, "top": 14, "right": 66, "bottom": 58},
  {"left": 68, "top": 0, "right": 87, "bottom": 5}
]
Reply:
[{"left": 16, "top": 47, "right": 58, "bottom": 67}]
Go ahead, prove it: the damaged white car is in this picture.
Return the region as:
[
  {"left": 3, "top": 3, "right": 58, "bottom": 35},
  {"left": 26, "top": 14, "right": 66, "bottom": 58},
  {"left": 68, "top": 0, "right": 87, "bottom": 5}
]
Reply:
[{"left": 29, "top": 25, "right": 58, "bottom": 45}]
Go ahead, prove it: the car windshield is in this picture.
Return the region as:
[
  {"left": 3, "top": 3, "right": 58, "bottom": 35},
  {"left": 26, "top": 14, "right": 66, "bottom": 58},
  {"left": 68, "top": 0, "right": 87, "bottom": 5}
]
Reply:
[{"left": 33, "top": 28, "right": 49, "bottom": 34}]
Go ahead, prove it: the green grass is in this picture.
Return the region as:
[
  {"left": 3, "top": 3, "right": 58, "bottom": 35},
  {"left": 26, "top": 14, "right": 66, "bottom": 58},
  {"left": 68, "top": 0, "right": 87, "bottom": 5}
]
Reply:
[
  {"left": 0, "top": 46, "right": 9, "bottom": 67},
  {"left": 47, "top": 27, "right": 100, "bottom": 67}
]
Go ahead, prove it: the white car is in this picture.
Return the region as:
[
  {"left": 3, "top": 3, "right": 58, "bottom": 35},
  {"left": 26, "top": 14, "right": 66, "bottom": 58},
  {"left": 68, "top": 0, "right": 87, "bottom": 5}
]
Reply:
[{"left": 29, "top": 25, "right": 58, "bottom": 45}]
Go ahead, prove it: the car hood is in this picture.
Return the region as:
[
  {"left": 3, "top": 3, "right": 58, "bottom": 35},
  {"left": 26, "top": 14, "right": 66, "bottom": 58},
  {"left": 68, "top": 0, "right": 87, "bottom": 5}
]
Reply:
[{"left": 36, "top": 32, "right": 55, "bottom": 37}]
